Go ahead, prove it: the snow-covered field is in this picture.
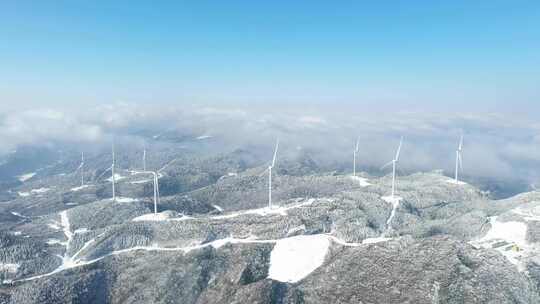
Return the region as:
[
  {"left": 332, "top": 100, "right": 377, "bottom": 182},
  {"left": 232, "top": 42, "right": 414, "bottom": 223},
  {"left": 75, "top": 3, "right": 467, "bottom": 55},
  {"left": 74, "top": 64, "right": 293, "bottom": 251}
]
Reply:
[
  {"left": 18, "top": 187, "right": 51, "bottom": 197},
  {"left": 268, "top": 234, "right": 330, "bottom": 283},
  {"left": 446, "top": 179, "right": 467, "bottom": 185},
  {"left": 350, "top": 175, "right": 371, "bottom": 187},
  {"left": 17, "top": 191, "right": 30, "bottom": 197},
  {"left": 115, "top": 197, "right": 138, "bottom": 203},
  {"left": 70, "top": 185, "right": 90, "bottom": 192},
  {"left": 130, "top": 179, "right": 152, "bottom": 184},
  {"left": 469, "top": 201, "right": 540, "bottom": 271},
  {"left": 470, "top": 216, "right": 529, "bottom": 269},
  {"left": 132, "top": 212, "right": 193, "bottom": 222},
  {"left": 106, "top": 174, "right": 126, "bottom": 182},
  {"left": 74, "top": 228, "right": 89, "bottom": 234},
  {"left": 362, "top": 237, "right": 393, "bottom": 244},
  {"left": 0, "top": 263, "right": 19, "bottom": 273}
]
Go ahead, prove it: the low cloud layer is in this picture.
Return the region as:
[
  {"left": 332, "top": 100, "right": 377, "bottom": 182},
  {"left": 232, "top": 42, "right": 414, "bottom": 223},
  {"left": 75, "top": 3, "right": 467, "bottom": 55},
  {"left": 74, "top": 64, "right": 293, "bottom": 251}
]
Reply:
[{"left": 1, "top": 104, "right": 539, "bottom": 185}]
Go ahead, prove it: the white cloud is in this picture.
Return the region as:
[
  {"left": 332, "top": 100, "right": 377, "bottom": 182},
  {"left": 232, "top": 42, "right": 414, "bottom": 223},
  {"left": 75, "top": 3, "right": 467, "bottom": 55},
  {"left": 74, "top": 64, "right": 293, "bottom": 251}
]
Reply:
[{"left": 0, "top": 103, "right": 539, "bottom": 184}]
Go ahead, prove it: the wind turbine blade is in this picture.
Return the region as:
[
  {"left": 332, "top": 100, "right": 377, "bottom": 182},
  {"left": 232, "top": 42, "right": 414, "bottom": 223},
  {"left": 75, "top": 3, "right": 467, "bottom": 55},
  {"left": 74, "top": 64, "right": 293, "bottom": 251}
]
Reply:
[
  {"left": 355, "top": 137, "right": 360, "bottom": 152},
  {"left": 380, "top": 160, "right": 394, "bottom": 170},
  {"left": 96, "top": 165, "right": 113, "bottom": 180},
  {"left": 458, "top": 134, "right": 463, "bottom": 151},
  {"left": 458, "top": 152, "right": 463, "bottom": 171},
  {"left": 157, "top": 157, "right": 179, "bottom": 173},
  {"left": 395, "top": 137, "right": 403, "bottom": 161},
  {"left": 258, "top": 166, "right": 270, "bottom": 177},
  {"left": 271, "top": 138, "right": 279, "bottom": 167},
  {"left": 73, "top": 163, "right": 83, "bottom": 173}
]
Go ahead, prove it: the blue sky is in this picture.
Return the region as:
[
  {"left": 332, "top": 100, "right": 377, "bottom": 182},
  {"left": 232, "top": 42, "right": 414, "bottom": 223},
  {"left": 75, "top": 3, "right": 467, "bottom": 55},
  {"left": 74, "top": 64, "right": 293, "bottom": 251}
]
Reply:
[{"left": 0, "top": 1, "right": 539, "bottom": 113}]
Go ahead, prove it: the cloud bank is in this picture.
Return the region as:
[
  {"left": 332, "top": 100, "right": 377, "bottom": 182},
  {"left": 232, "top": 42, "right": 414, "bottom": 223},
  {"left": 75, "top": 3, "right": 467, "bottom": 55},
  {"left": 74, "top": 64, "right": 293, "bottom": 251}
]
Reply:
[{"left": 0, "top": 103, "right": 539, "bottom": 185}]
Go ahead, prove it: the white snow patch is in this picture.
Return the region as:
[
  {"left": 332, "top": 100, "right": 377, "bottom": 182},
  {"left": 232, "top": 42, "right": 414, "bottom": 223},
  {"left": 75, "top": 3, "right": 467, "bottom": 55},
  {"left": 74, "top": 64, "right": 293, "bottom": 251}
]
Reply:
[
  {"left": 130, "top": 179, "right": 152, "bottom": 184},
  {"left": 132, "top": 212, "right": 193, "bottom": 222},
  {"left": 13, "top": 231, "right": 22, "bottom": 236},
  {"left": 74, "top": 228, "right": 89, "bottom": 234},
  {"left": 48, "top": 223, "right": 61, "bottom": 230},
  {"left": 46, "top": 239, "right": 63, "bottom": 245},
  {"left": 115, "top": 197, "right": 138, "bottom": 203},
  {"left": 31, "top": 187, "right": 50, "bottom": 194},
  {"left": 11, "top": 211, "right": 28, "bottom": 219},
  {"left": 446, "top": 179, "right": 467, "bottom": 185},
  {"left": 287, "top": 225, "right": 306, "bottom": 236},
  {"left": 133, "top": 213, "right": 172, "bottom": 221},
  {"left": 70, "top": 185, "right": 89, "bottom": 192},
  {"left": 268, "top": 234, "right": 330, "bottom": 283},
  {"left": 213, "top": 205, "right": 223, "bottom": 212},
  {"left": 350, "top": 176, "right": 371, "bottom": 187},
  {"left": 512, "top": 205, "right": 540, "bottom": 222},
  {"left": 18, "top": 172, "right": 36, "bottom": 182},
  {"left": 470, "top": 216, "right": 530, "bottom": 270},
  {"left": 60, "top": 211, "right": 72, "bottom": 241},
  {"left": 106, "top": 174, "right": 126, "bottom": 182},
  {"left": 381, "top": 195, "right": 402, "bottom": 226},
  {"left": 19, "top": 187, "right": 50, "bottom": 196},
  {"left": 362, "top": 237, "right": 392, "bottom": 244},
  {"left": 0, "top": 263, "right": 19, "bottom": 273},
  {"left": 219, "top": 172, "right": 238, "bottom": 180}
]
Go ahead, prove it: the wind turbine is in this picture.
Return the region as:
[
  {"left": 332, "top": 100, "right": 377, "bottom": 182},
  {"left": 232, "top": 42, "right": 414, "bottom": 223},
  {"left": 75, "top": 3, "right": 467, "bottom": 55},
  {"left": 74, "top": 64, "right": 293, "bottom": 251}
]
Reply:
[
  {"left": 265, "top": 139, "right": 279, "bottom": 209},
  {"left": 153, "top": 172, "right": 159, "bottom": 214},
  {"left": 381, "top": 137, "right": 403, "bottom": 199},
  {"left": 94, "top": 142, "right": 117, "bottom": 201},
  {"left": 130, "top": 155, "right": 176, "bottom": 214},
  {"left": 454, "top": 134, "right": 464, "bottom": 184},
  {"left": 130, "top": 169, "right": 159, "bottom": 214},
  {"left": 353, "top": 137, "right": 360, "bottom": 176},
  {"left": 143, "top": 145, "right": 147, "bottom": 171}
]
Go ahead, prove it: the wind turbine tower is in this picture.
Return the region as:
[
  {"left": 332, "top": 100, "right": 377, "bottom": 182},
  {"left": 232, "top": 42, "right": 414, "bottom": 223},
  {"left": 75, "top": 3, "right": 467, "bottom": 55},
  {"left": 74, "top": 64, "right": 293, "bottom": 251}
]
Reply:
[
  {"left": 381, "top": 137, "right": 403, "bottom": 199},
  {"left": 353, "top": 137, "right": 360, "bottom": 176},
  {"left": 143, "top": 146, "right": 147, "bottom": 171},
  {"left": 268, "top": 139, "right": 279, "bottom": 209},
  {"left": 454, "top": 134, "right": 463, "bottom": 184},
  {"left": 153, "top": 172, "right": 159, "bottom": 214}
]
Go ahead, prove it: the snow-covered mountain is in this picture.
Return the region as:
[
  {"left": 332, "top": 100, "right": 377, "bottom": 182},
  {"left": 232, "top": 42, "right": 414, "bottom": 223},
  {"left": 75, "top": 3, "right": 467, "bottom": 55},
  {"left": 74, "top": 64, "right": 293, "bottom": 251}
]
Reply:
[{"left": 1, "top": 143, "right": 540, "bottom": 304}]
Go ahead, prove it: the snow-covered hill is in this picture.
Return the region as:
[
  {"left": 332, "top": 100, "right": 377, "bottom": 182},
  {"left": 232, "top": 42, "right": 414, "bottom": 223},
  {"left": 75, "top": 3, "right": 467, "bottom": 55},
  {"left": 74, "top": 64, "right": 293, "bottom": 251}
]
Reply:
[{"left": 1, "top": 148, "right": 540, "bottom": 303}]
